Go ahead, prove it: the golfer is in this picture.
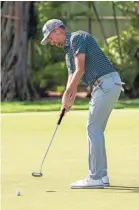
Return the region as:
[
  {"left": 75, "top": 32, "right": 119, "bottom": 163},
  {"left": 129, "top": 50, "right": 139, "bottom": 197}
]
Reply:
[{"left": 41, "top": 19, "right": 124, "bottom": 189}]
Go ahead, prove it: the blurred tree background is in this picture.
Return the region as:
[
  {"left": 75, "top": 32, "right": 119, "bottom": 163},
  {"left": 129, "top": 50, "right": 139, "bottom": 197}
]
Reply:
[{"left": 1, "top": 1, "right": 139, "bottom": 101}]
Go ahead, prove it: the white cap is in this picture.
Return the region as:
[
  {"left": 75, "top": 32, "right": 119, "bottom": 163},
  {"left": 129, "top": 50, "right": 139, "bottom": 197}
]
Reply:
[{"left": 41, "top": 19, "right": 64, "bottom": 45}]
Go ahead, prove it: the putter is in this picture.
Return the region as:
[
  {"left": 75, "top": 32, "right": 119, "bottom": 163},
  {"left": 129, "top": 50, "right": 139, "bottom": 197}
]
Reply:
[{"left": 32, "top": 108, "right": 66, "bottom": 177}]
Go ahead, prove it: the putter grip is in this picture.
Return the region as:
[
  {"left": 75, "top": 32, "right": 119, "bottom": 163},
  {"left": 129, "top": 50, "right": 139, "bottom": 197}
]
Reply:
[{"left": 57, "top": 108, "right": 66, "bottom": 125}]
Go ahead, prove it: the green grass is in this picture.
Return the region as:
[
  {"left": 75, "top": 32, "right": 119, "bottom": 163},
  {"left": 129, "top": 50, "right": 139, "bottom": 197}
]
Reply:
[
  {"left": 2, "top": 110, "right": 139, "bottom": 210},
  {"left": 1, "top": 98, "right": 139, "bottom": 113}
]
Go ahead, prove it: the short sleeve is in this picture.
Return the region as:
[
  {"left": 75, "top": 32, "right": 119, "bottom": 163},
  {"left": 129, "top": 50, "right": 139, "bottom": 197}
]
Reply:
[{"left": 71, "top": 34, "right": 87, "bottom": 57}]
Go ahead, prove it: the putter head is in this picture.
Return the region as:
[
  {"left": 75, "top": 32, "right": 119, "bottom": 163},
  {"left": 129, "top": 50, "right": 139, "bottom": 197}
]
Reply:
[{"left": 32, "top": 172, "right": 43, "bottom": 177}]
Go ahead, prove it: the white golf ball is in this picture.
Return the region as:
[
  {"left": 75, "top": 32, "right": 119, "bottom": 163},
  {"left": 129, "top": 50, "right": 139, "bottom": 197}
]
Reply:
[{"left": 16, "top": 190, "right": 21, "bottom": 196}]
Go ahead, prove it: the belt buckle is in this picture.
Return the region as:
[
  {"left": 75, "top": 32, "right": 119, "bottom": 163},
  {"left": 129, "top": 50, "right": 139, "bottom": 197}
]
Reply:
[{"left": 94, "top": 79, "right": 100, "bottom": 86}]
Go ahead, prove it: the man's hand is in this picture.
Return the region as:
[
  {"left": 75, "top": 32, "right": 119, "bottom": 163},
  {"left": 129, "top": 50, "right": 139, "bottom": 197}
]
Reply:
[{"left": 61, "top": 87, "right": 77, "bottom": 112}]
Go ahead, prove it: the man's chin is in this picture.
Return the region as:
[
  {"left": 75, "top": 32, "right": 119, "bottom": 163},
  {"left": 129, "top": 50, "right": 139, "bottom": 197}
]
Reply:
[
  {"left": 55, "top": 43, "right": 64, "bottom": 48},
  {"left": 57, "top": 44, "right": 64, "bottom": 48}
]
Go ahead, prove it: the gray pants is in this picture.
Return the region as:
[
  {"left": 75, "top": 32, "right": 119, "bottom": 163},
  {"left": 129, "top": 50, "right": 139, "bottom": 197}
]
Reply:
[{"left": 87, "top": 72, "right": 122, "bottom": 180}]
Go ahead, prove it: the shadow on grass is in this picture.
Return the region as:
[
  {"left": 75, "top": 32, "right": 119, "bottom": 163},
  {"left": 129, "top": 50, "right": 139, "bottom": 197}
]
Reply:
[
  {"left": 105, "top": 185, "right": 139, "bottom": 193},
  {"left": 68, "top": 185, "right": 139, "bottom": 193}
]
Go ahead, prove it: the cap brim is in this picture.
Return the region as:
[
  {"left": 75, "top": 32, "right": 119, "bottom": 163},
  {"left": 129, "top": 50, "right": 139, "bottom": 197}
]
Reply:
[{"left": 40, "top": 34, "right": 49, "bottom": 45}]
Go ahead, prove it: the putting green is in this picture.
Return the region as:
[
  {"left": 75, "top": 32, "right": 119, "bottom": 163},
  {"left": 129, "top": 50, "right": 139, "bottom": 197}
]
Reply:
[{"left": 1, "top": 110, "right": 139, "bottom": 210}]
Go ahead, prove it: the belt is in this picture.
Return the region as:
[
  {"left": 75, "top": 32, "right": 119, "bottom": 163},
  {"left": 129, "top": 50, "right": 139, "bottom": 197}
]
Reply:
[
  {"left": 92, "top": 72, "right": 125, "bottom": 91},
  {"left": 93, "top": 79, "right": 101, "bottom": 87},
  {"left": 93, "top": 72, "right": 119, "bottom": 87}
]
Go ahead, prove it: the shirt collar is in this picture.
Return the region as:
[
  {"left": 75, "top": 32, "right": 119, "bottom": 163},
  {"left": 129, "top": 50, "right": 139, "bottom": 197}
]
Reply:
[{"left": 65, "top": 32, "right": 71, "bottom": 46}]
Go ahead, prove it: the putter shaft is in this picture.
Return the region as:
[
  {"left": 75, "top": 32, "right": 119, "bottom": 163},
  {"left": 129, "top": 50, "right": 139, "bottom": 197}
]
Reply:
[
  {"left": 39, "top": 124, "right": 59, "bottom": 173},
  {"left": 32, "top": 108, "right": 65, "bottom": 177}
]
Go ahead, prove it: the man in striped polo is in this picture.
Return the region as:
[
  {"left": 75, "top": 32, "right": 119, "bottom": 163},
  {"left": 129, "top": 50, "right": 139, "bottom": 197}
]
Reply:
[{"left": 41, "top": 19, "right": 123, "bottom": 189}]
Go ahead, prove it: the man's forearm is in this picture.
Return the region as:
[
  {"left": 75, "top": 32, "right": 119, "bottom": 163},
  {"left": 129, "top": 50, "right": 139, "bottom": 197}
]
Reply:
[
  {"left": 66, "top": 53, "right": 85, "bottom": 91},
  {"left": 66, "top": 74, "right": 73, "bottom": 89},
  {"left": 67, "top": 69, "right": 84, "bottom": 90}
]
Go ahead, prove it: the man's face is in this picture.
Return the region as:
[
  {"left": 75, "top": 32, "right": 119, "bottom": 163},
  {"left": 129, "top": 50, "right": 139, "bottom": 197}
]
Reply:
[{"left": 47, "top": 29, "right": 65, "bottom": 47}]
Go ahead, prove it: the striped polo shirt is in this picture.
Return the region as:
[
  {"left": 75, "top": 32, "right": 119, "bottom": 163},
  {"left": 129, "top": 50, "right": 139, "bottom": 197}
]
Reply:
[{"left": 64, "top": 31, "right": 116, "bottom": 86}]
